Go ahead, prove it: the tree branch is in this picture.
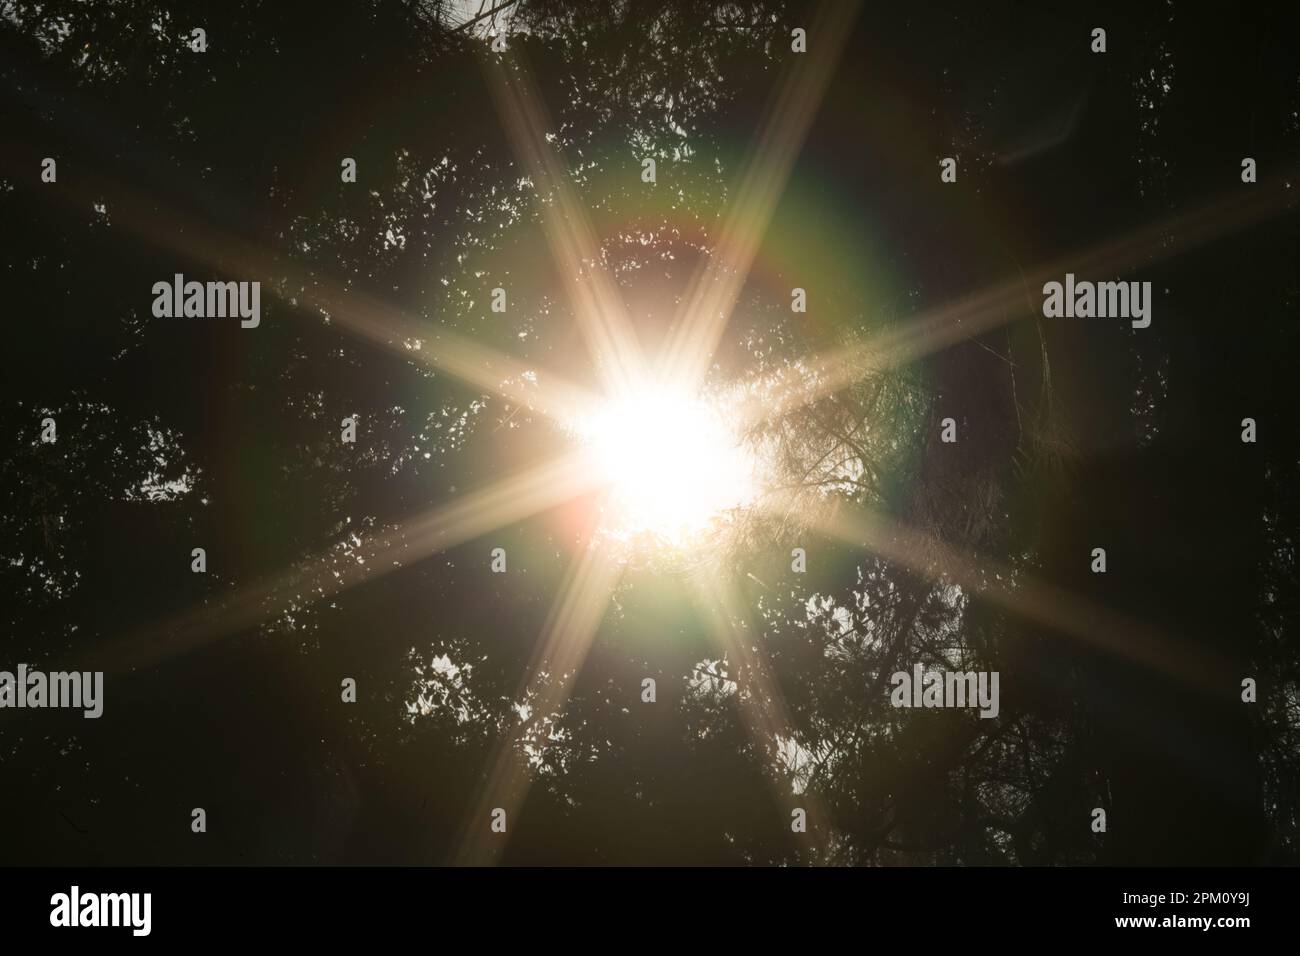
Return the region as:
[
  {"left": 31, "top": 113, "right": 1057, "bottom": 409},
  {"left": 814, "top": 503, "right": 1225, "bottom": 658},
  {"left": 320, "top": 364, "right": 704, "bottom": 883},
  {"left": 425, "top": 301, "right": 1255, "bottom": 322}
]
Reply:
[{"left": 453, "top": 0, "right": 520, "bottom": 34}]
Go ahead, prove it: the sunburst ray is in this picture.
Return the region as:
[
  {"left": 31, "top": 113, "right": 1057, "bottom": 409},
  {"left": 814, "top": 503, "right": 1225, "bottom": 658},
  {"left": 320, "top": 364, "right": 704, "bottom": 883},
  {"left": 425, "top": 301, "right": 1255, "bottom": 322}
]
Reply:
[
  {"left": 658, "top": 0, "right": 862, "bottom": 395},
  {"left": 759, "top": 172, "right": 1300, "bottom": 422},
  {"left": 690, "top": 566, "right": 833, "bottom": 860},
  {"left": 0, "top": 154, "right": 600, "bottom": 425},
  {"left": 83, "top": 449, "right": 604, "bottom": 675},
  {"left": 481, "top": 45, "right": 649, "bottom": 398},
  {"left": 797, "top": 497, "right": 1232, "bottom": 692},
  {"left": 452, "top": 520, "right": 624, "bottom": 865}
]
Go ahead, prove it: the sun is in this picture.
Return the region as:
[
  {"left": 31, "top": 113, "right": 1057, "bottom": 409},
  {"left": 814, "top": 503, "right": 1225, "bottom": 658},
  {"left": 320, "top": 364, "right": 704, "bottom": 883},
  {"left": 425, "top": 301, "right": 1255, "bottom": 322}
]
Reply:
[{"left": 573, "top": 386, "right": 760, "bottom": 547}]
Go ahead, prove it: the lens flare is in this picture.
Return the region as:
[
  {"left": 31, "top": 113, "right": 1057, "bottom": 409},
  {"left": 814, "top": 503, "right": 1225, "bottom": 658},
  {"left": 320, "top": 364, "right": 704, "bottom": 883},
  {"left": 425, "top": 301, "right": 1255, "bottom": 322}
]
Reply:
[{"left": 574, "top": 388, "right": 759, "bottom": 547}]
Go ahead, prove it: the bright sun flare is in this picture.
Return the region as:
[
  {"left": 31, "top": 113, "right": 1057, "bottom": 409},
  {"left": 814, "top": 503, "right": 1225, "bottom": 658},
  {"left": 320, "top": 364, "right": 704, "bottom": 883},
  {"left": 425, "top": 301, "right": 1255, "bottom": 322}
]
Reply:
[{"left": 575, "top": 388, "right": 759, "bottom": 547}]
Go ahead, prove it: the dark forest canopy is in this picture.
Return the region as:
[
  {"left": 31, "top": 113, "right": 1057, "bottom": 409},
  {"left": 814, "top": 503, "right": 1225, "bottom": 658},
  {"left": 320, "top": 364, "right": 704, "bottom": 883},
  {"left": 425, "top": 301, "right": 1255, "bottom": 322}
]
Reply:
[{"left": 1, "top": 0, "right": 1298, "bottom": 865}]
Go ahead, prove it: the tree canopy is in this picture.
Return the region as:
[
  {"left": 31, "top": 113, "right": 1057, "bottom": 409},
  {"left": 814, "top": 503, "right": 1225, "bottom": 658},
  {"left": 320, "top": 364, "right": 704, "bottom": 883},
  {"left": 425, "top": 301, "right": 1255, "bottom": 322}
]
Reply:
[{"left": 1, "top": 0, "right": 1297, "bottom": 865}]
